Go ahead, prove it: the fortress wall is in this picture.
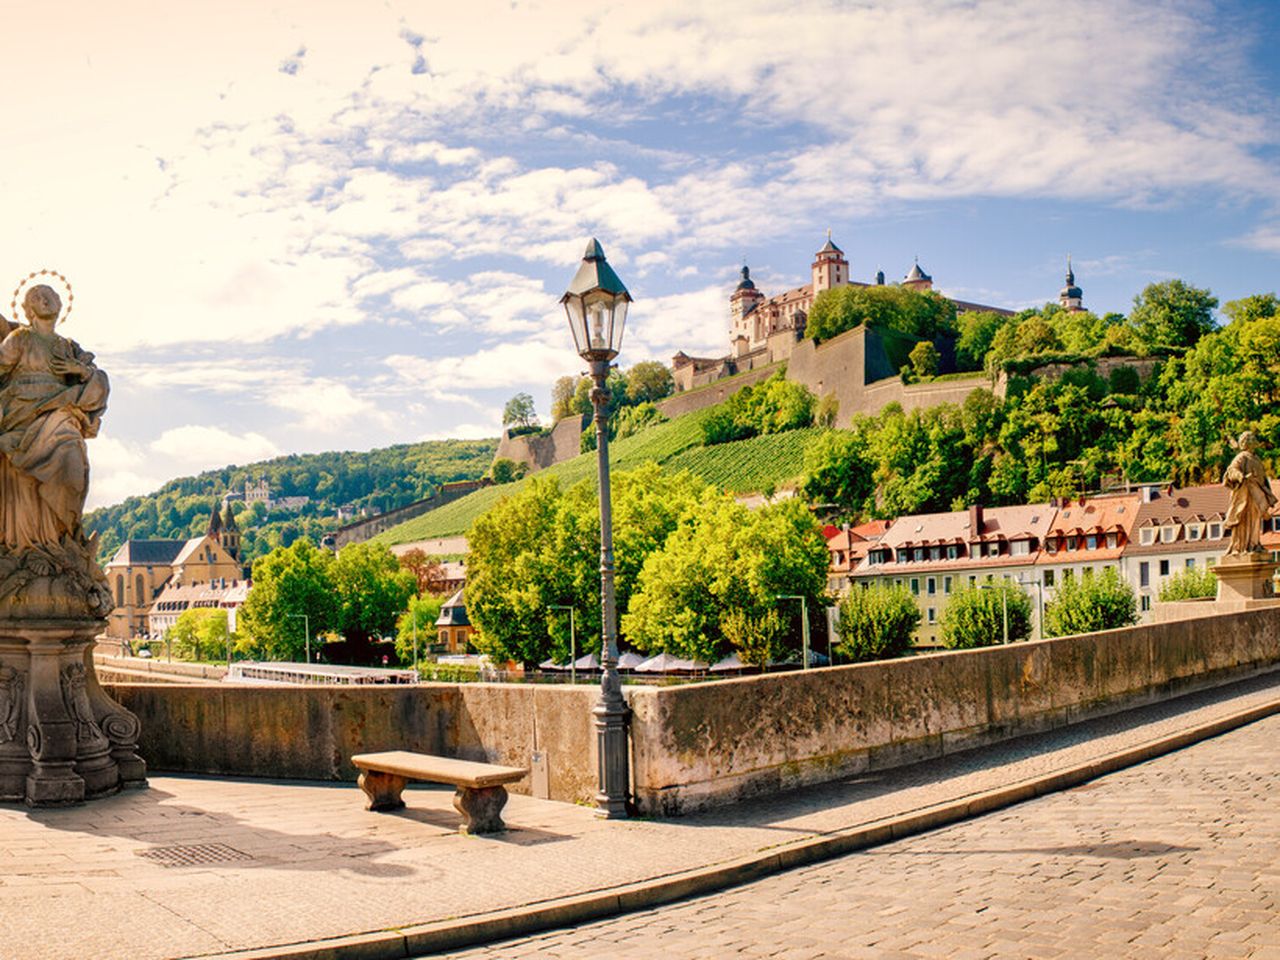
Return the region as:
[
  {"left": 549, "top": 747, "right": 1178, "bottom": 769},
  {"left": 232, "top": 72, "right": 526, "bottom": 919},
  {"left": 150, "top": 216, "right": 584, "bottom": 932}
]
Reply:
[
  {"left": 494, "top": 416, "right": 584, "bottom": 474},
  {"left": 328, "top": 479, "right": 489, "bottom": 549},
  {"left": 626, "top": 607, "right": 1280, "bottom": 815},
  {"left": 784, "top": 327, "right": 866, "bottom": 425},
  {"left": 655, "top": 363, "right": 781, "bottom": 420}
]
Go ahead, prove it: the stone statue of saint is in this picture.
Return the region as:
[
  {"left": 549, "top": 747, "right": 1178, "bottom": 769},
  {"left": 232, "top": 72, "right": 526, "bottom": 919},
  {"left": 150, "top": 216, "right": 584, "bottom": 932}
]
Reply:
[
  {"left": 1222, "top": 431, "right": 1277, "bottom": 556},
  {"left": 0, "top": 285, "right": 108, "bottom": 550}
]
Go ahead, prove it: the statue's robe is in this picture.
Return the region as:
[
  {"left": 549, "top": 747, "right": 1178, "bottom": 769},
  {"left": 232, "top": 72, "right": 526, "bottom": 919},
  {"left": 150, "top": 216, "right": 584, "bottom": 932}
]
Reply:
[
  {"left": 1222, "top": 448, "right": 1278, "bottom": 555},
  {"left": 0, "top": 327, "right": 108, "bottom": 549}
]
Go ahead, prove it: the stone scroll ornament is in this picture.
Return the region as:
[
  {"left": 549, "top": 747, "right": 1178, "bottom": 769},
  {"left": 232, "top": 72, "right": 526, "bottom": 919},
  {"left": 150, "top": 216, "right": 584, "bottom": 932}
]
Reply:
[{"left": 0, "top": 271, "right": 146, "bottom": 806}]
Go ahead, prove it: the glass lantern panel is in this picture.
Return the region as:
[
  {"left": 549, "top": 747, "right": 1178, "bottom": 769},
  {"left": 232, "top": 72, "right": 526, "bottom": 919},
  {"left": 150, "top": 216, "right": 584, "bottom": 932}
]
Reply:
[
  {"left": 563, "top": 296, "right": 587, "bottom": 355},
  {"left": 611, "top": 298, "right": 629, "bottom": 354}
]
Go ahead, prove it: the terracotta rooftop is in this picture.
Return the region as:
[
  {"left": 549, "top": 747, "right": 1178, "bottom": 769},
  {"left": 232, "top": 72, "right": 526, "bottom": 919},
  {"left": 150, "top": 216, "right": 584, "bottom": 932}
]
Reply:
[{"left": 1036, "top": 494, "right": 1141, "bottom": 565}]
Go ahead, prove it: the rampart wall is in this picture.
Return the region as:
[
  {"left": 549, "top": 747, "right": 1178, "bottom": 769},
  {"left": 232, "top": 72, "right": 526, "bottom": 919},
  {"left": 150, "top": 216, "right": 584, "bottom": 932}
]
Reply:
[
  {"left": 493, "top": 416, "right": 584, "bottom": 474},
  {"left": 107, "top": 608, "right": 1280, "bottom": 815},
  {"left": 655, "top": 363, "right": 781, "bottom": 420},
  {"left": 326, "top": 479, "right": 490, "bottom": 549}
]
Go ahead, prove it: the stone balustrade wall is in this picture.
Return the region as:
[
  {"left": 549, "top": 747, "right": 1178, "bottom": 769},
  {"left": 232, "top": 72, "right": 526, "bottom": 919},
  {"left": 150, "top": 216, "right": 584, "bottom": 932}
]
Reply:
[{"left": 105, "top": 608, "right": 1280, "bottom": 815}]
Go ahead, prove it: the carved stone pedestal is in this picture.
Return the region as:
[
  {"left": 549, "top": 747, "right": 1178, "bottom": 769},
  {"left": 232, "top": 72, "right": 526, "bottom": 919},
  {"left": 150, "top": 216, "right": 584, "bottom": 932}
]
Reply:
[
  {"left": 0, "top": 620, "right": 146, "bottom": 807},
  {"left": 1215, "top": 553, "right": 1279, "bottom": 606}
]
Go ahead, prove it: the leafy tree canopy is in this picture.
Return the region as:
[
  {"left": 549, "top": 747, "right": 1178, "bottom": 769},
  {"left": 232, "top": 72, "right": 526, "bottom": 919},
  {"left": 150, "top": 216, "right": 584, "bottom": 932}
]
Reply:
[
  {"left": 940, "top": 581, "right": 1033, "bottom": 649},
  {"left": 806, "top": 285, "right": 957, "bottom": 343},
  {"left": 237, "top": 539, "right": 338, "bottom": 660},
  {"left": 1129, "top": 279, "right": 1218, "bottom": 351},
  {"left": 503, "top": 392, "right": 539, "bottom": 431},
  {"left": 834, "top": 583, "right": 919, "bottom": 662},
  {"left": 1042, "top": 569, "right": 1138, "bottom": 638}
]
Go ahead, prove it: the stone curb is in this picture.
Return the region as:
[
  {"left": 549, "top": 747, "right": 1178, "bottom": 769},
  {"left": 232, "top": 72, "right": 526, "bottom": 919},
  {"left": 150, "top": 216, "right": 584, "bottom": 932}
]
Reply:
[{"left": 186, "top": 695, "right": 1280, "bottom": 960}]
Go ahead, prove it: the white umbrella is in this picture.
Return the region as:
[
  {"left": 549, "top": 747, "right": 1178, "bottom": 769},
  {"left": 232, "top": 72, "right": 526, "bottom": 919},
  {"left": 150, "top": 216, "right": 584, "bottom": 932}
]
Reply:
[
  {"left": 538, "top": 658, "right": 566, "bottom": 670},
  {"left": 573, "top": 652, "right": 601, "bottom": 670},
  {"left": 617, "top": 651, "right": 645, "bottom": 670},
  {"left": 710, "top": 652, "right": 746, "bottom": 672}
]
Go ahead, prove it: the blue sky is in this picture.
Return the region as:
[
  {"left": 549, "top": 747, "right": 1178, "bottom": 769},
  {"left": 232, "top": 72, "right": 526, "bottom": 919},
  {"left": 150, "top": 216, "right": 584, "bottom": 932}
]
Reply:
[{"left": 4, "top": 0, "right": 1279, "bottom": 508}]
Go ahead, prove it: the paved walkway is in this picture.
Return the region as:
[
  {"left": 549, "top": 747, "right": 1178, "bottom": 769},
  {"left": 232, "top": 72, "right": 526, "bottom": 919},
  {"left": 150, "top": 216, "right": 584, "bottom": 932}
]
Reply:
[
  {"left": 451, "top": 708, "right": 1280, "bottom": 960},
  {"left": 1, "top": 671, "right": 1279, "bottom": 960}
]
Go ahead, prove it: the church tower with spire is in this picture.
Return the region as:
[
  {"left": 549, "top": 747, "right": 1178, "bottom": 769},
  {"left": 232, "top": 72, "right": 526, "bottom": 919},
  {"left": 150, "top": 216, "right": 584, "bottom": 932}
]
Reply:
[
  {"left": 811, "top": 231, "right": 849, "bottom": 295},
  {"left": 729, "top": 264, "right": 765, "bottom": 343},
  {"left": 1059, "top": 256, "right": 1084, "bottom": 312},
  {"left": 220, "top": 503, "right": 242, "bottom": 563}
]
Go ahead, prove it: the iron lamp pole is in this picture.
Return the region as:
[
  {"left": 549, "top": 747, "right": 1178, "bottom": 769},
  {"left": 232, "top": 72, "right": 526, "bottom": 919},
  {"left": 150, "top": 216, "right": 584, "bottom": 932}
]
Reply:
[
  {"left": 288, "top": 613, "right": 311, "bottom": 664},
  {"left": 561, "top": 238, "right": 633, "bottom": 819}
]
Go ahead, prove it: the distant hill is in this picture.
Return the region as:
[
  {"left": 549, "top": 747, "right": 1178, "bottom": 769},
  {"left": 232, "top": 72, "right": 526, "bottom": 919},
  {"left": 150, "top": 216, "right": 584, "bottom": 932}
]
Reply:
[{"left": 86, "top": 438, "right": 498, "bottom": 565}]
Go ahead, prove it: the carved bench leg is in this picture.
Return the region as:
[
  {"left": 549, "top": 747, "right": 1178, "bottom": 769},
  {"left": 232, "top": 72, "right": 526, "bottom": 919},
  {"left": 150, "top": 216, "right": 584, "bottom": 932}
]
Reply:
[
  {"left": 358, "top": 770, "right": 407, "bottom": 811},
  {"left": 453, "top": 785, "right": 509, "bottom": 834}
]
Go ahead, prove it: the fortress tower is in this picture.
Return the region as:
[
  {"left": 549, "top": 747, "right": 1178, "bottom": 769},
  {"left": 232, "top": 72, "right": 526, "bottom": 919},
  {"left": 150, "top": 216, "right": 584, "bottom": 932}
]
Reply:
[{"left": 811, "top": 232, "right": 849, "bottom": 295}]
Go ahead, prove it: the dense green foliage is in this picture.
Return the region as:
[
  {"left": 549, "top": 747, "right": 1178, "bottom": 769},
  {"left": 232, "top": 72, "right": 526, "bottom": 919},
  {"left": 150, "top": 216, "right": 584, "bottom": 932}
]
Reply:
[
  {"left": 466, "top": 466, "right": 710, "bottom": 666},
  {"left": 464, "top": 465, "right": 827, "bottom": 667},
  {"left": 622, "top": 497, "right": 829, "bottom": 664},
  {"left": 806, "top": 285, "right": 957, "bottom": 343},
  {"left": 502, "top": 392, "right": 538, "bottom": 430},
  {"left": 166, "top": 608, "right": 231, "bottom": 662},
  {"left": 720, "top": 608, "right": 786, "bottom": 670},
  {"left": 940, "top": 582, "right": 1033, "bottom": 649},
  {"left": 834, "top": 584, "right": 919, "bottom": 661},
  {"left": 1158, "top": 566, "right": 1218, "bottom": 602},
  {"left": 86, "top": 438, "right": 496, "bottom": 565},
  {"left": 552, "top": 360, "right": 674, "bottom": 424},
  {"left": 1042, "top": 569, "right": 1138, "bottom": 638},
  {"left": 395, "top": 593, "right": 446, "bottom": 664},
  {"left": 701, "top": 371, "right": 815, "bottom": 444},
  {"left": 235, "top": 540, "right": 415, "bottom": 660}
]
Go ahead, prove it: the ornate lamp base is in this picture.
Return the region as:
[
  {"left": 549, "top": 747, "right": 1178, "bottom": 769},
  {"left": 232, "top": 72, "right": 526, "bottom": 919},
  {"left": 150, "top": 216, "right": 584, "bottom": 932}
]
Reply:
[{"left": 0, "top": 620, "right": 146, "bottom": 807}]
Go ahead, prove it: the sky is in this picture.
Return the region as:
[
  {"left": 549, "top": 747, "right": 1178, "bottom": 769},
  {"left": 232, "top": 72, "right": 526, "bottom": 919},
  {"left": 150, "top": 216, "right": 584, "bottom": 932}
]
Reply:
[{"left": 5, "top": 0, "right": 1280, "bottom": 509}]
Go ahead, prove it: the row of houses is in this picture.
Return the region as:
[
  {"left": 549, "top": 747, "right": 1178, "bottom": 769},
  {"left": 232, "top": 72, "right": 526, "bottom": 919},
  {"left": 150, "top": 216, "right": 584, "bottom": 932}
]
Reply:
[{"left": 825, "top": 482, "right": 1271, "bottom": 644}]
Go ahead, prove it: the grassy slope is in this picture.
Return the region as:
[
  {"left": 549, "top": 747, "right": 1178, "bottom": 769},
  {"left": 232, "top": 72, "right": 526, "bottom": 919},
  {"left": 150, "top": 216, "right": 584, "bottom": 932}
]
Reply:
[{"left": 374, "top": 407, "right": 819, "bottom": 544}]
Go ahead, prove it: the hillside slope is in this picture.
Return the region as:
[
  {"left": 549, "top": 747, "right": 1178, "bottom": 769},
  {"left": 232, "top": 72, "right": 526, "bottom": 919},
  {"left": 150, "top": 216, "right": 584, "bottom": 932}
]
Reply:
[
  {"left": 87, "top": 438, "right": 497, "bottom": 563},
  {"left": 373, "top": 408, "right": 817, "bottom": 545}
]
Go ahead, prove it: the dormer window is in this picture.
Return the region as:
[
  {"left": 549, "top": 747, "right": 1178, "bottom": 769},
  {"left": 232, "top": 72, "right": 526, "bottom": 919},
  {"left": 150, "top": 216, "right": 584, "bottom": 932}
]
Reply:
[
  {"left": 1140, "top": 528, "right": 1156, "bottom": 546},
  {"left": 946, "top": 544, "right": 958, "bottom": 560},
  {"left": 1086, "top": 534, "right": 1098, "bottom": 550},
  {"left": 1162, "top": 524, "right": 1178, "bottom": 543},
  {"left": 1010, "top": 539, "right": 1031, "bottom": 556},
  {"left": 1186, "top": 523, "right": 1202, "bottom": 541},
  {"left": 930, "top": 546, "right": 941, "bottom": 561},
  {"left": 1106, "top": 532, "right": 1118, "bottom": 549},
  {"left": 1067, "top": 535, "right": 1078, "bottom": 550},
  {"left": 1208, "top": 522, "right": 1222, "bottom": 539},
  {"left": 913, "top": 547, "right": 924, "bottom": 562}
]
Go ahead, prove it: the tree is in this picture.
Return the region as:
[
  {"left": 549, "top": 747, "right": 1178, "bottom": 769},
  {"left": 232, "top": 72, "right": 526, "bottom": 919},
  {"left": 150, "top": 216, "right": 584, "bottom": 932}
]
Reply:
[
  {"left": 1130, "top": 279, "right": 1218, "bottom": 350},
  {"left": 956, "top": 310, "right": 1010, "bottom": 370},
  {"left": 721, "top": 608, "right": 785, "bottom": 671},
  {"left": 167, "top": 608, "right": 231, "bottom": 662},
  {"left": 329, "top": 542, "right": 417, "bottom": 647},
  {"left": 623, "top": 361, "right": 674, "bottom": 405},
  {"left": 237, "top": 539, "right": 337, "bottom": 660},
  {"left": 806, "top": 285, "right": 957, "bottom": 343},
  {"left": 801, "top": 429, "right": 873, "bottom": 512},
  {"left": 622, "top": 496, "right": 829, "bottom": 663},
  {"left": 1222, "top": 293, "right": 1279, "bottom": 326},
  {"left": 466, "top": 465, "right": 710, "bottom": 667},
  {"left": 489, "top": 457, "right": 525, "bottom": 484},
  {"left": 397, "top": 548, "right": 448, "bottom": 595},
  {"left": 1158, "top": 566, "right": 1217, "bottom": 602},
  {"left": 394, "top": 593, "right": 445, "bottom": 665},
  {"left": 834, "top": 584, "right": 918, "bottom": 661},
  {"left": 1042, "top": 569, "right": 1138, "bottom": 638},
  {"left": 612, "top": 402, "right": 666, "bottom": 441},
  {"left": 550, "top": 375, "right": 578, "bottom": 421},
  {"left": 910, "top": 341, "right": 940, "bottom": 379},
  {"left": 939, "top": 582, "right": 1032, "bottom": 650},
  {"left": 502, "top": 392, "right": 538, "bottom": 431}
]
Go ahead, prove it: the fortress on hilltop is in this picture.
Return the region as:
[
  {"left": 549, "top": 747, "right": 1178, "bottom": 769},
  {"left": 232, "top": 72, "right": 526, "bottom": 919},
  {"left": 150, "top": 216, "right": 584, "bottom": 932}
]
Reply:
[{"left": 672, "top": 235, "right": 1085, "bottom": 393}]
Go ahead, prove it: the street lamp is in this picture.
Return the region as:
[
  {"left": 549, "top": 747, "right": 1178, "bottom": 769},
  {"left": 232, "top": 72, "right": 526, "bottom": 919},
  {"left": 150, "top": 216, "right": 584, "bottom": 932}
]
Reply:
[
  {"left": 288, "top": 613, "right": 311, "bottom": 664},
  {"left": 548, "top": 605, "right": 578, "bottom": 685},
  {"left": 776, "top": 595, "right": 811, "bottom": 669},
  {"left": 562, "top": 238, "right": 632, "bottom": 819}
]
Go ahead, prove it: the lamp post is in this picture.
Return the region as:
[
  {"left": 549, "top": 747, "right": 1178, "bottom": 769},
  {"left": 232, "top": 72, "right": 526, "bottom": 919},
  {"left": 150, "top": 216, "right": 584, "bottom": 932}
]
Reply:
[
  {"left": 777, "top": 595, "right": 811, "bottom": 669},
  {"left": 548, "top": 605, "right": 578, "bottom": 685},
  {"left": 288, "top": 613, "right": 311, "bottom": 664},
  {"left": 561, "top": 238, "right": 632, "bottom": 819}
]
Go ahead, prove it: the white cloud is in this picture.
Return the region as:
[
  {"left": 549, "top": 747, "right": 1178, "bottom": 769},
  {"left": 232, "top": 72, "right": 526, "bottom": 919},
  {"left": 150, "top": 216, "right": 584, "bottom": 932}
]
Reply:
[{"left": 150, "top": 425, "right": 281, "bottom": 466}]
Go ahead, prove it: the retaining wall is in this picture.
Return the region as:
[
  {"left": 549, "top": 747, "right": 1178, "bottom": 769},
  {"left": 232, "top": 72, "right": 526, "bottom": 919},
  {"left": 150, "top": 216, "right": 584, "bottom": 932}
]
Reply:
[
  {"left": 105, "top": 608, "right": 1280, "bottom": 815},
  {"left": 327, "top": 479, "right": 490, "bottom": 549},
  {"left": 105, "top": 680, "right": 603, "bottom": 804},
  {"left": 494, "top": 417, "right": 584, "bottom": 474},
  {"left": 626, "top": 608, "right": 1280, "bottom": 814}
]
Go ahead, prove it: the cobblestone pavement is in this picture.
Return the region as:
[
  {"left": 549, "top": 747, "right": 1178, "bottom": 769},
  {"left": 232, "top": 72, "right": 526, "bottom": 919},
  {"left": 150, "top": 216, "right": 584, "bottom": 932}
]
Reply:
[
  {"left": 1, "top": 672, "right": 1278, "bottom": 960},
  {"left": 444, "top": 713, "right": 1280, "bottom": 960}
]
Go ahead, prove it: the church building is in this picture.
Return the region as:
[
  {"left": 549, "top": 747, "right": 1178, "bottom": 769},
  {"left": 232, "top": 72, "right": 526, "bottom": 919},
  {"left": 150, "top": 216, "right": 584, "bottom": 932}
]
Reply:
[{"left": 104, "top": 503, "right": 245, "bottom": 640}]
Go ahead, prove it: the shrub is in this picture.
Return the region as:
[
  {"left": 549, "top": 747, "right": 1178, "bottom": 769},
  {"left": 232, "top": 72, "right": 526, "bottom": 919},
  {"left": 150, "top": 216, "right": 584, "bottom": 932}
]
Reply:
[
  {"left": 910, "top": 341, "right": 940, "bottom": 379},
  {"left": 700, "top": 372, "right": 815, "bottom": 446},
  {"left": 720, "top": 608, "right": 786, "bottom": 670},
  {"left": 1158, "top": 566, "right": 1217, "bottom": 602},
  {"left": 489, "top": 458, "right": 525, "bottom": 484},
  {"left": 940, "top": 581, "right": 1033, "bottom": 649},
  {"left": 835, "top": 584, "right": 919, "bottom": 661},
  {"left": 1043, "top": 568, "right": 1138, "bottom": 638}
]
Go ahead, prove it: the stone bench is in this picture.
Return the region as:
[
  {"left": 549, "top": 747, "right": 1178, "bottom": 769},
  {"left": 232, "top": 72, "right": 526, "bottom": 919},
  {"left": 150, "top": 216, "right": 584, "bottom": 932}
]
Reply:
[{"left": 352, "top": 750, "right": 528, "bottom": 835}]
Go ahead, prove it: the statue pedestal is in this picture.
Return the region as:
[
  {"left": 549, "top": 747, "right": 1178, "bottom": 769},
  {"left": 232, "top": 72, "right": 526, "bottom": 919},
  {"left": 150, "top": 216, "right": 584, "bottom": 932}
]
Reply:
[
  {"left": 0, "top": 620, "right": 146, "bottom": 807},
  {"left": 1215, "top": 553, "right": 1279, "bottom": 605}
]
